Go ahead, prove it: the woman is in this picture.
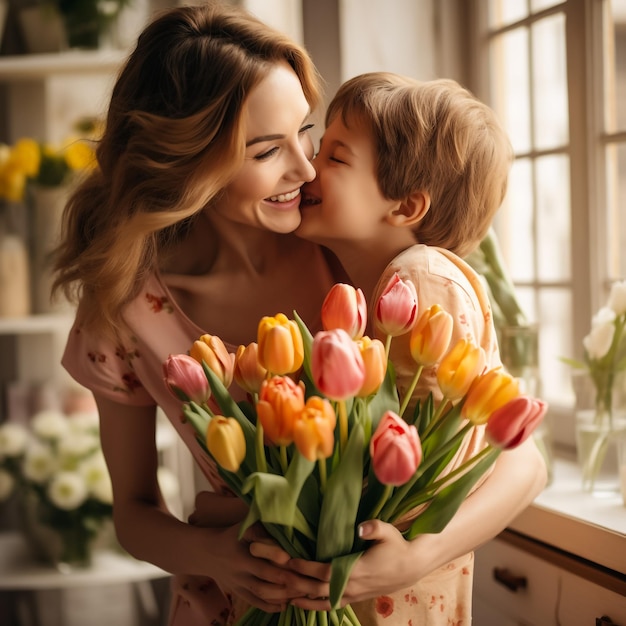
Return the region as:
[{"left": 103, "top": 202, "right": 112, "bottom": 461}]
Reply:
[{"left": 53, "top": 3, "right": 338, "bottom": 623}]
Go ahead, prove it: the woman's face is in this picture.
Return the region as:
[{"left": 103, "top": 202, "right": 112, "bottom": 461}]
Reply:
[{"left": 214, "top": 62, "right": 316, "bottom": 233}]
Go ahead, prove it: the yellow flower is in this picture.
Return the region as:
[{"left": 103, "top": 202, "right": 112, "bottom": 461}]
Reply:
[
  {"left": 11, "top": 138, "right": 41, "bottom": 177},
  {"left": 206, "top": 416, "right": 246, "bottom": 473},
  {"left": 64, "top": 139, "right": 96, "bottom": 171},
  {"left": 257, "top": 313, "right": 304, "bottom": 375},
  {"left": 461, "top": 368, "right": 520, "bottom": 425},
  {"left": 190, "top": 334, "right": 235, "bottom": 388},
  {"left": 436, "top": 338, "right": 486, "bottom": 402}
]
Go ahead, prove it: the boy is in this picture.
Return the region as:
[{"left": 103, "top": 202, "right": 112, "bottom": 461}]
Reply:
[{"left": 293, "top": 73, "right": 546, "bottom": 625}]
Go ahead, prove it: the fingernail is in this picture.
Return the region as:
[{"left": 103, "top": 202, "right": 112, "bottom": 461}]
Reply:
[{"left": 358, "top": 523, "right": 370, "bottom": 538}]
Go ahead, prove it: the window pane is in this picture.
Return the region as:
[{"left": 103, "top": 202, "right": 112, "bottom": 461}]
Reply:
[
  {"left": 491, "top": 29, "right": 531, "bottom": 153},
  {"left": 488, "top": 0, "right": 528, "bottom": 28},
  {"left": 531, "top": 0, "right": 564, "bottom": 11},
  {"left": 606, "top": 142, "right": 626, "bottom": 279},
  {"left": 496, "top": 158, "right": 534, "bottom": 282},
  {"left": 605, "top": 0, "right": 626, "bottom": 132},
  {"left": 538, "top": 288, "right": 573, "bottom": 407},
  {"left": 536, "top": 154, "right": 571, "bottom": 281},
  {"left": 532, "top": 14, "right": 569, "bottom": 149}
]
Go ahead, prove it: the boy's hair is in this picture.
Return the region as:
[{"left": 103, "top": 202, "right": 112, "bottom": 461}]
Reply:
[
  {"left": 52, "top": 2, "right": 321, "bottom": 335},
  {"left": 326, "top": 72, "right": 513, "bottom": 257}
]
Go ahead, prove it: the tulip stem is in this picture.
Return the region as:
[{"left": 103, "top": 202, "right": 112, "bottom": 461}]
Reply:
[
  {"left": 379, "top": 421, "right": 473, "bottom": 521},
  {"left": 339, "top": 401, "right": 348, "bottom": 454},
  {"left": 420, "top": 397, "right": 451, "bottom": 440},
  {"left": 256, "top": 422, "right": 268, "bottom": 473},
  {"left": 398, "top": 365, "right": 424, "bottom": 418},
  {"left": 280, "top": 446, "right": 288, "bottom": 474},
  {"left": 318, "top": 458, "right": 327, "bottom": 493},
  {"left": 384, "top": 334, "right": 392, "bottom": 358},
  {"left": 368, "top": 484, "right": 393, "bottom": 520},
  {"left": 392, "top": 444, "right": 500, "bottom": 521}
]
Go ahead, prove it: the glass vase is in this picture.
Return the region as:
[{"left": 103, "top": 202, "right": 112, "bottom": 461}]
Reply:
[
  {"left": 18, "top": 490, "right": 94, "bottom": 571},
  {"left": 498, "top": 324, "right": 554, "bottom": 483},
  {"left": 572, "top": 370, "right": 626, "bottom": 495}
]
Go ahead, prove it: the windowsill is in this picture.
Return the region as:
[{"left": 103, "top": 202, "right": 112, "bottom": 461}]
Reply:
[{"left": 509, "top": 454, "right": 626, "bottom": 575}]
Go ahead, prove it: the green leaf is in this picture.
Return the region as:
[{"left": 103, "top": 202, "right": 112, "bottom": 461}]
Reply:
[
  {"left": 404, "top": 448, "right": 500, "bottom": 539},
  {"left": 294, "top": 311, "right": 315, "bottom": 383},
  {"left": 365, "top": 362, "right": 399, "bottom": 433},
  {"left": 329, "top": 551, "right": 363, "bottom": 610},
  {"left": 316, "top": 423, "right": 365, "bottom": 561},
  {"left": 240, "top": 453, "right": 315, "bottom": 538}
]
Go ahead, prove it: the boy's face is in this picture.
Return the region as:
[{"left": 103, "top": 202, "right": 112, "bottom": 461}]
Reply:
[{"left": 297, "top": 115, "right": 400, "bottom": 245}]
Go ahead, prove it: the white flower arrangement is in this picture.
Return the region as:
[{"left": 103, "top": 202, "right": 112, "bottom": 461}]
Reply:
[{"left": 0, "top": 410, "right": 113, "bottom": 565}]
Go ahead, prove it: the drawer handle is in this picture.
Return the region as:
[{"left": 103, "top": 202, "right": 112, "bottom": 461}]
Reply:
[{"left": 492, "top": 567, "right": 527, "bottom": 592}]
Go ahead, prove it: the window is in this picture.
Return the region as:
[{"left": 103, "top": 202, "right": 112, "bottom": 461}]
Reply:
[{"left": 472, "top": 0, "right": 626, "bottom": 447}]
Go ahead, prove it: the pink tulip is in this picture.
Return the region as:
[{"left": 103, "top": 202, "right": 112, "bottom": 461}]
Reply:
[
  {"left": 190, "top": 334, "right": 235, "bottom": 388},
  {"left": 370, "top": 411, "right": 422, "bottom": 486},
  {"left": 486, "top": 396, "right": 548, "bottom": 450},
  {"left": 163, "top": 354, "right": 210, "bottom": 404},
  {"left": 321, "top": 283, "right": 367, "bottom": 340},
  {"left": 311, "top": 329, "right": 366, "bottom": 401},
  {"left": 256, "top": 376, "right": 305, "bottom": 446},
  {"left": 409, "top": 305, "right": 453, "bottom": 367},
  {"left": 374, "top": 273, "right": 418, "bottom": 337},
  {"left": 356, "top": 336, "right": 387, "bottom": 397}
]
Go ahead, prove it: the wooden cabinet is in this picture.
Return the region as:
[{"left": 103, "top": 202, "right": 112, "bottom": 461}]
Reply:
[{"left": 474, "top": 530, "right": 626, "bottom": 625}]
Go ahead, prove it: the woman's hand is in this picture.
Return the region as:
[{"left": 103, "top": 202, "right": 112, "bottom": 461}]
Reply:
[{"left": 268, "top": 520, "right": 419, "bottom": 611}]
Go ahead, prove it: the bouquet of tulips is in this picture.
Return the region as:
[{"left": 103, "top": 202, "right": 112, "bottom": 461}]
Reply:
[{"left": 163, "top": 275, "right": 547, "bottom": 626}]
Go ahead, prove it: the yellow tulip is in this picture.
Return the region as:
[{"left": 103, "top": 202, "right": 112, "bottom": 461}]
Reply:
[
  {"left": 409, "top": 305, "right": 453, "bottom": 367},
  {"left": 64, "top": 140, "right": 96, "bottom": 171},
  {"left": 461, "top": 368, "right": 520, "bottom": 425},
  {"left": 206, "top": 416, "right": 246, "bottom": 473},
  {"left": 190, "top": 334, "right": 235, "bottom": 388},
  {"left": 436, "top": 338, "right": 486, "bottom": 401},
  {"left": 257, "top": 313, "right": 304, "bottom": 375},
  {"left": 356, "top": 336, "right": 387, "bottom": 397},
  {"left": 11, "top": 138, "right": 40, "bottom": 177}
]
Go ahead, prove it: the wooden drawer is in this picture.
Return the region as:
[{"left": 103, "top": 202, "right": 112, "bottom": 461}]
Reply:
[{"left": 474, "top": 530, "right": 626, "bottom": 626}]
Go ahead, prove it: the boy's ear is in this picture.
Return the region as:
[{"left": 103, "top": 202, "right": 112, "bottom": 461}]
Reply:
[{"left": 386, "top": 191, "right": 431, "bottom": 227}]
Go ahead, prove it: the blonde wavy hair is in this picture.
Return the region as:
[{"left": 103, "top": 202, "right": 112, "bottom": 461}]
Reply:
[
  {"left": 52, "top": 2, "right": 321, "bottom": 336},
  {"left": 326, "top": 72, "right": 513, "bottom": 257}
]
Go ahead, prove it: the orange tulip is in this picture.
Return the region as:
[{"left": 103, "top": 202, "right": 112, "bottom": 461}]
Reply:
[
  {"left": 190, "top": 334, "right": 235, "bottom": 388},
  {"left": 256, "top": 376, "right": 305, "bottom": 446},
  {"left": 461, "top": 368, "right": 520, "bottom": 425},
  {"left": 206, "top": 416, "right": 246, "bottom": 472},
  {"left": 233, "top": 343, "right": 267, "bottom": 395},
  {"left": 409, "top": 305, "right": 453, "bottom": 367},
  {"left": 293, "top": 396, "right": 337, "bottom": 461},
  {"left": 436, "top": 338, "right": 486, "bottom": 401},
  {"left": 257, "top": 313, "right": 304, "bottom": 375},
  {"left": 321, "top": 283, "right": 367, "bottom": 340},
  {"left": 356, "top": 336, "right": 387, "bottom": 397}
]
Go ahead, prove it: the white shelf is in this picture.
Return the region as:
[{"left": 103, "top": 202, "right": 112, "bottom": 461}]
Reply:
[
  {"left": 0, "top": 313, "right": 73, "bottom": 336},
  {"left": 0, "top": 49, "right": 128, "bottom": 81}
]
